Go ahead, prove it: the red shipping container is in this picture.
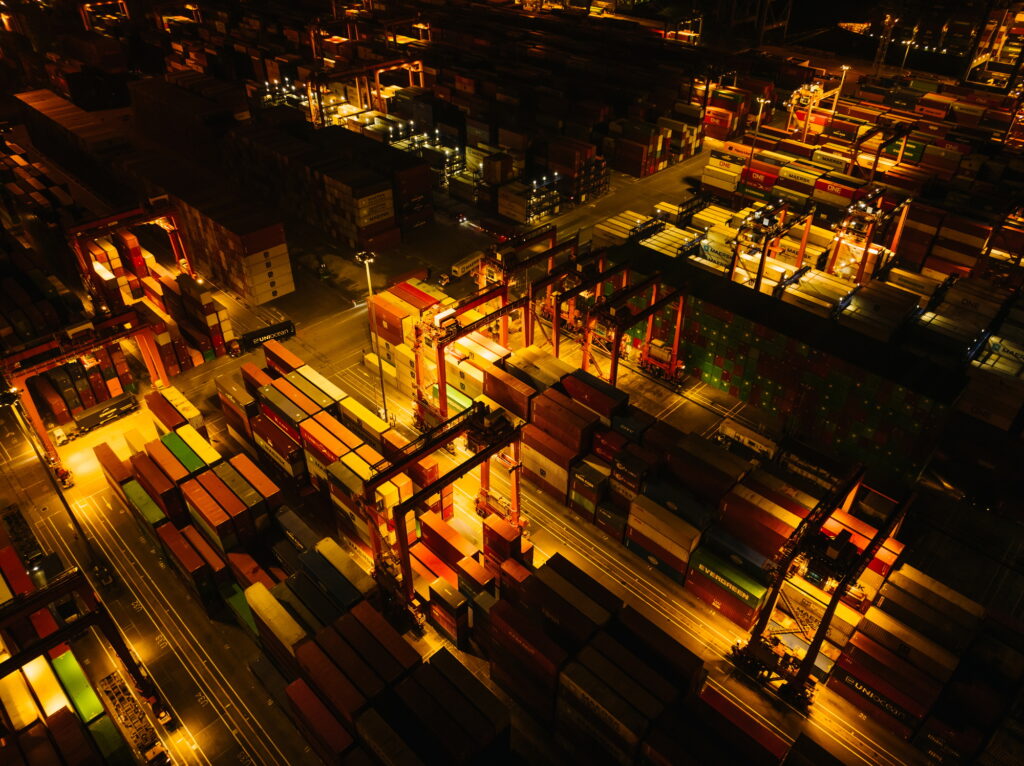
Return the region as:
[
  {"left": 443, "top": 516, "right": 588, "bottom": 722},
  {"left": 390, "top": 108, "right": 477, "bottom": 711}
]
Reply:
[
  {"left": 560, "top": 370, "right": 627, "bottom": 418},
  {"left": 286, "top": 679, "right": 355, "bottom": 762},
  {"left": 295, "top": 639, "right": 366, "bottom": 724},
  {"left": 419, "top": 511, "right": 477, "bottom": 567}
]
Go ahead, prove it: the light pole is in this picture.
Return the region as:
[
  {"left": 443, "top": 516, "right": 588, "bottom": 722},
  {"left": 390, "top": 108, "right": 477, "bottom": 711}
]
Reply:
[
  {"left": 1, "top": 389, "right": 112, "bottom": 584},
  {"left": 901, "top": 27, "right": 918, "bottom": 71},
  {"left": 355, "top": 251, "right": 390, "bottom": 422},
  {"left": 753, "top": 97, "right": 769, "bottom": 135},
  {"left": 833, "top": 66, "right": 850, "bottom": 117}
]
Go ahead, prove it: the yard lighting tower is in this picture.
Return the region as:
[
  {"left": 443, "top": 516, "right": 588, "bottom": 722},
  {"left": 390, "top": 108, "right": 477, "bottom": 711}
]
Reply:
[{"left": 355, "top": 251, "right": 390, "bottom": 422}]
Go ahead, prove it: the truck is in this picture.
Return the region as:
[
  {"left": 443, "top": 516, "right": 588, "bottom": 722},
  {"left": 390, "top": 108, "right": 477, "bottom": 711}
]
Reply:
[{"left": 72, "top": 392, "right": 138, "bottom": 433}]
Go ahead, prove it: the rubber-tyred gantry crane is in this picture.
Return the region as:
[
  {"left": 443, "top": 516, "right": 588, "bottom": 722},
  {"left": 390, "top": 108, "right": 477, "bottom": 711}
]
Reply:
[
  {"left": 736, "top": 464, "right": 865, "bottom": 658},
  {"left": 1, "top": 309, "right": 167, "bottom": 463},
  {"left": 0, "top": 568, "right": 167, "bottom": 717},
  {"left": 778, "top": 493, "right": 913, "bottom": 707},
  {"left": 359, "top": 403, "right": 520, "bottom": 603}
]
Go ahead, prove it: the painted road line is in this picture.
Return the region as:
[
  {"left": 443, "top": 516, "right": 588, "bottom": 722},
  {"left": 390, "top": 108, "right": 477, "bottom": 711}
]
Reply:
[
  {"left": 39, "top": 519, "right": 209, "bottom": 766},
  {"left": 80, "top": 495, "right": 292, "bottom": 766}
]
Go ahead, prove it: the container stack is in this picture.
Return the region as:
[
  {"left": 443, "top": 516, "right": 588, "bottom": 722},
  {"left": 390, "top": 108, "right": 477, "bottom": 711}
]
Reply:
[
  {"left": 604, "top": 118, "right": 672, "bottom": 177},
  {"left": 497, "top": 180, "right": 560, "bottom": 224},
  {"left": 827, "top": 563, "right": 983, "bottom": 741},
  {"left": 27, "top": 343, "right": 132, "bottom": 425},
  {"left": 0, "top": 541, "right": 134, "bottom": 764}
]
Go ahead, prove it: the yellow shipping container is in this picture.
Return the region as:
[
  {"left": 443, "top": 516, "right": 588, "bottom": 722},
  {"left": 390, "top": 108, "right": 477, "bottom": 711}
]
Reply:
[
  {"left": 244, "top": 583, "right": 306, "bottom": 654},
  {"left": 176, "top": 424, "right": 222, "bottom": 467},
  {"left": 0, "top": 670, "right": 40, "bottom": 730},
  {"left": 22, "top": 657, "right": 71, "bottom": 717}
]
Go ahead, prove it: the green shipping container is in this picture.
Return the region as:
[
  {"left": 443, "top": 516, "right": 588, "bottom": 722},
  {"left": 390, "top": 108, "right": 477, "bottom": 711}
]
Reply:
[
  {"left": 87, "top": 715, "right": 135, "bottom": 766},
  {"left": 688, "top": 546, "right": 767, "bottom": 609},
  {"left": 52, "top": 650, "right": 104, "bottom": 723},
  {"left": 222, "top": 582, "right": 258, "bottom": 636},
  {"left": 160, "top": 432, "right": 204, "bottom": 474},
  {"left": 122, "top": 480, "right": 166, "bottom": 528}
]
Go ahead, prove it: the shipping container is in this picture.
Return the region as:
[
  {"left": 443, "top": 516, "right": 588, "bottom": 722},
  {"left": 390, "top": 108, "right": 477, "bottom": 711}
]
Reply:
[
  {"left": 230, "top": 452, "right": 283, "bottom": 509},
  {"left": 263, "top": 338, "right": 304, "bottom": 375},
  {"left": 51, "top": 650, "right": 104, "bottom": 723},
  {"left": 295, "top": 365, "right": 348, "bottom": 414},
  {"left": 285, "top": 679, "right": 355, "bottom": 763},
  {"left": 315, "top": 625, "right": 385, "bottom": 700},
  {"left": 160, "top": 432, "right": 205, "bottom": 475}
]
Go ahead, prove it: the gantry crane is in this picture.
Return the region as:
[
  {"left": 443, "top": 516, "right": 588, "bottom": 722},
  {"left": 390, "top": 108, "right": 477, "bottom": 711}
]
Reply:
[
  {"left": 0, "top": 568, "right": 170, "bottom": 723},
  {"left": 1, "top": 309, "right": 166, "bottom": 463},
  {"left": 732, "top": 466, "right": 864, "bottom": 673},
  {"left": 579, "top": 274, "right": 687, "bottom": 386},
  {"left": 777, "top": 493, "right": 913, "bottom": 707},
  {"left": 67, "top": 204, "right": 196, "bottom": 286},
  {"left": 358, "top": 403, "right": 519, "bottom": 603},
  {"left": 845, "top": 122, "right": 915, "bottom": 183},
  {"left": 824, "top": 189, "right": 910, "bottom": 284},
  {"left": 730, "top": 199, "right": 792, "bottom": 293},
  {"left": 551, "top": 260, "right": 631, "bottom": 358}
]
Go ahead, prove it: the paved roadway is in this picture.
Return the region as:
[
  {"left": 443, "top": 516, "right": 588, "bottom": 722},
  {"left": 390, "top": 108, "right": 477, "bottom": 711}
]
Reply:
[
  {"left": 0, "top": 405, "right": 317, "bottom": 766},
  {"left": 194, "top": 259, "right": 929, "bottom": 766},
  {"left": 2, "top": 151, "right": 929, "bottom": 765}
]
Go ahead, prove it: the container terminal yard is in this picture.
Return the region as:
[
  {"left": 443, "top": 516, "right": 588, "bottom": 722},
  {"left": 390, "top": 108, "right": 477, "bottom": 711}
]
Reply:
[{"left": 1, "top": 1, "right": 1024, "bottom": 765}]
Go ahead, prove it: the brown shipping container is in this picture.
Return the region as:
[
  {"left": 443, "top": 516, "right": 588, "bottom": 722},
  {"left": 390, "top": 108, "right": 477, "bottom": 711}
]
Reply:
[
  {"left": 315, "top": 625, "right": 385, "bottom": 699},
  {"left": 481, "top": 362, "right": 535, "bottom": 420},
  {"left": 482, "top": 515, "right": 520, "bottom": 561},
  {"left": 145, "top": 391, "right": 187, "bottom": 432},
  {"left": 561, "top": 370, "right": 628, "bottom": 418},
  {"left": 351, "top": 600, "right": 421, "bottom": 674},
  {"left": 419, "top": 511, "right": 477, "bottom": 567},
  {"left": 130, "top": 452, "right": 184, "bottom": 523},
  {"left": 295, "top": 638, "right": 366, "bottom": 723},
  {"left": 146, "top": 440, "right": 189, "bottom": 483},
  {"left": 198, "top": 470, "right": 254, "bottom": 542},
  {"left": 230, "top": 452, "right": 283, "bottom": 508},
  {"left": 94, "top": 443, "right": 131, "bottom": 485},
  {"left": 522, "top": 423, "right": 578, "bottom": 467},
  {"left": 46, "top": 707, "right": 96, "bottom": 766},
  {"left": 334, "top": 613, "right": 403, "bottom": 685},
  {"left": 181, "top": 525, "right": 228, "bottom": 582},
  {"left": 490, "top": 599, "right": 568, "bottom": 682},
  {"left": 286, "top": 679, "right": 355, "bottom": 762},
  {"left": 241, "top": 361, "right": 274, "bottom": 395}
]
